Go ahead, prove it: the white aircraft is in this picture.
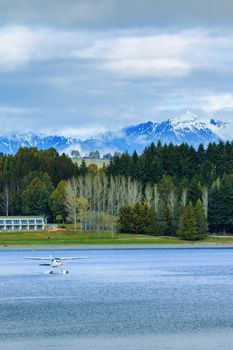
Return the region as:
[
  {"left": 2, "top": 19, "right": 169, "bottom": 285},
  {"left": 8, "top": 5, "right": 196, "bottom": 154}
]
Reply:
[{"left": 24, "top": 255, "right": 88, "bottom": 274}]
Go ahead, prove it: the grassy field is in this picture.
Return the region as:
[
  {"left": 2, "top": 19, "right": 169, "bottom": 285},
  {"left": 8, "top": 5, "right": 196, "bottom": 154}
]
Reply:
[
  {"left": 0, "top": 230, "right": 233, "bottom": 245},
  {"left": 72, "top": 159, "right": 109, "bottom": 168}
]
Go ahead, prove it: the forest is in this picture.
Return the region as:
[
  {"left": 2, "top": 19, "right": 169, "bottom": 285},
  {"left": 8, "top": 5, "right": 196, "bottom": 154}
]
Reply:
[{"left": 0, "top": 141, "right": 232, "bottom": 239}]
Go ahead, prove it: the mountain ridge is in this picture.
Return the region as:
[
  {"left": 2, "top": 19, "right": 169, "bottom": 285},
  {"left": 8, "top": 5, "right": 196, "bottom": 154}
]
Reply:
[{"left": 0, "top": 111, "right": 229, "bottom": 155}]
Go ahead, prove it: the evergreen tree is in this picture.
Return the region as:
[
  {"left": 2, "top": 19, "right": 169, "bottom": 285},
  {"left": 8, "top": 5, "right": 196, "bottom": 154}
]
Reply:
[
  {"left": 218, "top": 174, "right": 233, "bottom": 232},
  {"left": 22, "top": 174, "right": 54, "bottom": 216},
  {"left": 157, "top": 198, "right": 171, "bottom": 235},
  {"left": 157, "top": 176, "right": 178, "bottom": 235},
  {"left": 144, "top": 208, "right": 159, "bottom": 235},
  {"left": 194, "top": 199, "right": 208, "bottom": 239},
  {"left": 117, "top": 204, "right": 134, "bottom": 233},
  {"left": 208, "top": 180, "right": 221, "bottom": 232},
  {"left": 79, "top": 159, "right": 88, "bottom": 176},
  {"left": 118, "top": 202, "right": 158, "bottom": 235},
  {"left": 49, "top": 180, "right": 67, "bottom": 222},
  {"left": 178, "top": 202, "right": 199, "bottom": 240},
  {"left": 118, "top": 202, "right": 154, "bottom": 234},
  {"left": 132, "top": 202, "right": 150, "bottom": 234}
]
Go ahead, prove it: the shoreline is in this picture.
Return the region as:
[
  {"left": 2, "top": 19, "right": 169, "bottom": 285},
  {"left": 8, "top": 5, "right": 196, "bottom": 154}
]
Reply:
[{"left": 2, "top": 243, "right": 233, "bottom": 250}]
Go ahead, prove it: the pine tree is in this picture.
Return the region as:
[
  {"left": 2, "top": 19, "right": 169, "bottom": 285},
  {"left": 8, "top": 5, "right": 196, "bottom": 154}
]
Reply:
[
  {"left": 145, "top": 208, "right": 159, "bottom": 235},
  {"left": 156, "top": 198, "right": 171, "bottom": 235},
  {"left": 49, "top": 180, "right": 67, "bottom": 221},
  {"left": 132, "top": 202, "right": 150, "bottom": 234},
  {"left": 208, "top": 180, "right": 221, "bottom": 232},
  {"left": 218, "top": 174, "right": 233, "bottom": 232},
  {"left": 79, "top": 159, "right": 88, "bottom": 176},
  {"left": 22, "top": 174, "right": 54, "bottom": 217},
  {"left": 194, "top": 199, "right": 208, "bottom": 239},
  {"left": 117, "top": 204, "right": 134, "bottom": 233},
  {"left": 118, "top": 202, "right": 154, "bottom": 234},
  {"left": 178, "top": 202, "right": 198, "bottom": 240}
]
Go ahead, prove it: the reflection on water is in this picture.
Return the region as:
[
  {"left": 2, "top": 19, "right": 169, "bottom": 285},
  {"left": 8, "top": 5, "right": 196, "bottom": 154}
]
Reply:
[{"left": 0, "top": 248, "right": 233, "bottom": 349}]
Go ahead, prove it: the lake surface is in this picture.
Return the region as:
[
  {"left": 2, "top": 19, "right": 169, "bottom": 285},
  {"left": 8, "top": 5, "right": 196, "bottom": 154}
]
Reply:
[{"left": 1, "top": 248, "right": 233, "bottom": 349}]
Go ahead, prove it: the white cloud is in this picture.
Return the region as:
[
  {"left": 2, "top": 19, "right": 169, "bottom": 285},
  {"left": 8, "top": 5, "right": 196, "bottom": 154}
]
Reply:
[
  {"left": 53, "top": 126, "right": 108, "bottom": 138},
  {"left": 0, "top": 106, "right": 38, "bottom": 114},
  {"left": 76, "top": 32, "right": 199, "bottom": 78},
  {"left": 0, "top": 26, "right": 88, "bottom": 72},
  {"left": 0, "top": 25, "right": 233, "bottom": 80},
  {"left": 200, "top": 93, "right": 233, "bottom": 112},
  {"left": 1, "top": 25, "right": 233, "bottom": 136},
  {"left": 101, "top": 58, "right": 190, "bottom": 78},
  {"left": 74, "top": 29, "right": 233, "bottom": 79},
  {"left": 77, "top": 34, "right": 195, "bottom": 59}
]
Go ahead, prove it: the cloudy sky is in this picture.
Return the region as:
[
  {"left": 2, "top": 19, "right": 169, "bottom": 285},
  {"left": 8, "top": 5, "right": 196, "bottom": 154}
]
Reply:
[{"left": 0, "top": 0, "right": 233, "bottom": 137}]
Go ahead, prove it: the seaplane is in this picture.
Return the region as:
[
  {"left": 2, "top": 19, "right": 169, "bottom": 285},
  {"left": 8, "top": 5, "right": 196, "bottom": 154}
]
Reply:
[{"left": 24, "top": 255, "right": 89, "bottom": 274}]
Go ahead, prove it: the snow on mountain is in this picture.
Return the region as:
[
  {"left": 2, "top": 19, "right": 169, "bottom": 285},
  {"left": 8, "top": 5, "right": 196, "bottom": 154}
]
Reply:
[
  {"left": 158, "top": 110, "right": 222, "bottom": 147},
  {"left": 0, "top": 133, "right": 80, "bottom": 155},
  {"left": 71, "top": 111, "right": 226, "bottom": 154},
  {"left": 0, "top": 112, "right": 230, "bottom": 155},
  {"left": 170, "top": 111, "right": 207, "bottom": 131}
]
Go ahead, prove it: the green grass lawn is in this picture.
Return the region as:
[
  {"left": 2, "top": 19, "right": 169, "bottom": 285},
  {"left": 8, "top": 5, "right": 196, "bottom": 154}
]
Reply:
[
  {"left": 0, "top": 230, "right": 233, "bottom": 245},
  {"left": 72, "top": 159, "right": 109, "bottom": 168}
]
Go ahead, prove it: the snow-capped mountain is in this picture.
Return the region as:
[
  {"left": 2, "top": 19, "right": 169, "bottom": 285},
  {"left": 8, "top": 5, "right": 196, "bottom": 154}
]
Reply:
[
  {"left": 0, "top": 133, "right": 80, "bottom": 155},
  {"left": 0, "top": 111, "right": 229, "bottom": 155},
  {"left": 77, "top": 111, "right": 227, "bottom": 154}
]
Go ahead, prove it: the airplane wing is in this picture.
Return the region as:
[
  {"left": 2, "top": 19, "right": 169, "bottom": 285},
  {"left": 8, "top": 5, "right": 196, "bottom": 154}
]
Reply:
[
  {"left": 60, "top": 257, "right": 89, "bottom": 260},
  {"left": 24, "top": 256, "right": 89, "bottom": 262},
  {"left": 24, "top": 257, "right": 52, "bottom": 260}
]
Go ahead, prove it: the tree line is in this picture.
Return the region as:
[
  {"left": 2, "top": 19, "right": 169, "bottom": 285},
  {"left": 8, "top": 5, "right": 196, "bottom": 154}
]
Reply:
[
  {"left": 107, "top": 141, "right": 233, "bottom": 234},
  {"left": 0, "top": 142, "right": 232, "bottom": 238}
]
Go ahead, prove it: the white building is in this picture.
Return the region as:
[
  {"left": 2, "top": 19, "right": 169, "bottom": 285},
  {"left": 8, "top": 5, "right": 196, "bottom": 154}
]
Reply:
[{"left": 0, "top": 216, "right": 46, "bottom": 231}]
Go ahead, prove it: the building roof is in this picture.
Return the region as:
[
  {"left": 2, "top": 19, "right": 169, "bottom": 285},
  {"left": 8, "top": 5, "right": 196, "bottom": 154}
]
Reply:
[{"left": 0, "top": 216, "right": 45, "bottom": 219}]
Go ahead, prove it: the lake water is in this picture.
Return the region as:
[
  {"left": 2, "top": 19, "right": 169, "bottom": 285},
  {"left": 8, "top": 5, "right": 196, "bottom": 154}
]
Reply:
[{"left": 1, "top": 248, "right": 233, "bottom": 349}]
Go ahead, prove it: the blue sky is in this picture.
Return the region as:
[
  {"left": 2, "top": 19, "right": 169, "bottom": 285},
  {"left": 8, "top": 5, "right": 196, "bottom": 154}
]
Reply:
[{"left": 0, "top": 0, "right": 233, "bottom": 137}]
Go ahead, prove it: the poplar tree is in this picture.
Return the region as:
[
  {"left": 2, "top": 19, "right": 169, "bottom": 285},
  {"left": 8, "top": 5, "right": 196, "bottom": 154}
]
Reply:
[
  {"left": 76, "top": 197, "right": 89, "bottom": 230},
  {"left": 65, "top": 178, "right": 78, "bottom": 229}
]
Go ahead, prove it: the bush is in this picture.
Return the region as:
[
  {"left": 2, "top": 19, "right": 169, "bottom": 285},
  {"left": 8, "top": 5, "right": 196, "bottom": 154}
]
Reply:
[{"left": 118, "top": 202, "right": 158, "bottom": 234}]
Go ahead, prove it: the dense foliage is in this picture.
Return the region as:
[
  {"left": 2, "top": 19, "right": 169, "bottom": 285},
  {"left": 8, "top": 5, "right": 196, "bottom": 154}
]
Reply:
[
  {"left": 118, "top": 203, "right": 156, "bottom": 234},
  {"left": 107, "top": 141, "right": 233, "bottom": 234},
  {"left": 0, "top": 141, "right": 232, "bottom": 238},
  {"left": 177, "top": 201, "right": 208, "bottom": 240},
  {"left": 0, "top": 147, "right": 77, "bottom": 219}
]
